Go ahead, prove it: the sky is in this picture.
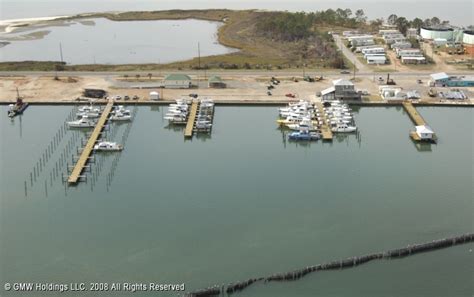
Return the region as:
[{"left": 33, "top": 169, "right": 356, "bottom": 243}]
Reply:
[{"left": 0, "top": 0, "right": 472, "bottom": 26}]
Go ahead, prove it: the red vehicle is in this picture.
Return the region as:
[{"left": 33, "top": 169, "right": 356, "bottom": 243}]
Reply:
[{"left": 285, "top": 93, "right": 296, "bottom": 98}]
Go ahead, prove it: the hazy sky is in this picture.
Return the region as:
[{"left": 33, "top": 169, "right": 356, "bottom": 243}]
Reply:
[{"left": 1, "top": 0, "right": 472, "bottom": 26}]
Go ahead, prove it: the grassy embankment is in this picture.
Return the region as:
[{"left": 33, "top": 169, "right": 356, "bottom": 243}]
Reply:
[{"left": 0, "top": 9, "right": 351, "bottom": 72}]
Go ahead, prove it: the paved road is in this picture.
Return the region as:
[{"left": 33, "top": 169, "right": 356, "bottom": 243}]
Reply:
[
  {"left": 333, "top": 34, "right": 370, "bottom": 72},
  {"left": 0, "top": 70, "right": 470, "bottom": 78}
]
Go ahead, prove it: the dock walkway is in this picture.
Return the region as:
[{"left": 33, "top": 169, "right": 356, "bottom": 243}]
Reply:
[
  {"left": 402, "top": 101, "right": 426, "bottom": 126},
  {"left": 402, "top": 101, "right": 437, "bottom": 141},
  {"left": 184, "top": 101, "right": 198, "bottom": 138},
  {"left": 68, "top": 99, "right": 114, "bottom": 184},
  {"left": 314, "top": 102, "right": 333, "bottom": 141}
]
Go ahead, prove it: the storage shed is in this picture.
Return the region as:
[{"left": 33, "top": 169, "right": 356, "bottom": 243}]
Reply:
[
  {"left": 208, "top": 76, "right": 226, "bottom": 88},
  {"left": 149, "top": 91, "right": 160, "bottom": 100}
]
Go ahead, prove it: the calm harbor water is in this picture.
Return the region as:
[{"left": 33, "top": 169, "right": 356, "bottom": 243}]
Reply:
[
  {"left": 1, "top": 0, "right": 473, "bottom": 26},
  {"left": 0, "top": 18, "right": 235, "bottom": 64},
  {"left": 0, "top": 105, "right": 473, "bottom": 296}
]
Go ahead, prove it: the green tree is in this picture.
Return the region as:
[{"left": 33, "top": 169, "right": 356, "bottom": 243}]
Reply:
[
  {"left": 410, "top": 18, "right": 423, "bottom": 30},
  {"left": 387, "top": 14, "right": 398, "bottom": 25},
  {"left": 355, "top": 9, "right": 367, "bottom": 23},
  {"left": 430, "top": 17, "right": 441, "bottom": 26},
  {"left": 395, "top": 17, "right": 410, "bottom": 34}
]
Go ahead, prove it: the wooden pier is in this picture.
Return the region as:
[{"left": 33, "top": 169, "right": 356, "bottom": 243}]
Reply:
[
  {"left": 184, "top": 101, "right": 199, "bottom": 138},
  {"left": 402, "top": 101, "right": 437, "bottom": 142},
  {"left": 314, "top": 102, "right": 333, "bottom": 141},
  {"left": 68, "top": 99, "right": 114, "bottom": 184}
]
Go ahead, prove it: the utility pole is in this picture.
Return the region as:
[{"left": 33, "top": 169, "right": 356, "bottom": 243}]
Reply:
[
  {"left": 353, "top": 59, "right": 356, "bottom": 80},
  {"left": 198, "top": 42, "right": 201, "bottom": 69},
  {"left": 59, "top": 42, "right": 64, "bottom": 63}
]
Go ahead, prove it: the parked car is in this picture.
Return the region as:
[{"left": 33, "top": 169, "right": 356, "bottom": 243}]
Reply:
[
  {"left": 267, "top": 91, "right": 272, "bottom": 96},
  {"left": 115, "top": 95, "right": 122, "bottom": 100},
  {"left": 124, "top": 95, "right": 130, "bottom": 100},
  {"left": 189, "top": 93, "right": 198, "bottom": 98},
  {"left": 285, "top": 93, "right": 296, "bottom": 98},
  {"left": 132, "top": 95, "right": 139, "bottom": 100},
  {"left": 340, "top": 70, "right": 351, "bottom": 74}
]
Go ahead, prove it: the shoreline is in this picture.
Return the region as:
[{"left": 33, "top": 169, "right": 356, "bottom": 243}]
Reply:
[{"left": 0, "top": 16, "right": 69, "bottom": 34}]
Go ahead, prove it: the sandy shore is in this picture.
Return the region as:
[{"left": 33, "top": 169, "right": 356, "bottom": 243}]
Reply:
[{"left": 0, "top": 16, "right": 69, "bottom": 34}]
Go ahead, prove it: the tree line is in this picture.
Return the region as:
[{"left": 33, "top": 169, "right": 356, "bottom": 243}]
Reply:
[{"left": 255, "top": 9, "right": 453, "bottom": 42}]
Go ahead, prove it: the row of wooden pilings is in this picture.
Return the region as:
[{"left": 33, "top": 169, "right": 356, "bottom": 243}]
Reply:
[{"left": 185, "top": 233, "right": 473, "bottom": 297}]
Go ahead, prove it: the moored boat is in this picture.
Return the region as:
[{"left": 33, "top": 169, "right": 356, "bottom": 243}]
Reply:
[
  {"left": 7, "top": 89, "right": 29, "bottom": 118},
  {"left": 93, "top": 141, "right": 123, "bottom": 151},
  {"left": 68, "top": 117, "right": 96, "bottom": 128},
  {"left": 288, "top": 131, "right": 321, "bottom": 141}
]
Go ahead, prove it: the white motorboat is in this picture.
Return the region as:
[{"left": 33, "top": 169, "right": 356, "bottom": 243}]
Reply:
[
  {"left": 331, "top": 123, "right": 357, "bottom": 133},
  {"left": 79, "top": 105, "right": 100, "bottom": 113},
  {"left": 164, "top": 115, "right": 187, "bottom": 122},
  {"left": 112, "top": 106, "right": 131, "bottom": 115},
  {"left": 110, "top": 112, "right": 132, "bottom": 121},
  {"left": 329, "top": 118, "right": 352, "bottom": 125},
  {"left": 94, "top": 141, "right": 123, "bottom": 151},
  {"left": 195, "top": 122, "right": 212, "bottom": 129},
  {"left": 77, "top": 111, "right": 100, "bottom": 118},
  {"left": 168, "top": 108, "right": 188, "bottom": 115},
  {"left": 68, "top": 117, "right": 96, "bottom": 128}
]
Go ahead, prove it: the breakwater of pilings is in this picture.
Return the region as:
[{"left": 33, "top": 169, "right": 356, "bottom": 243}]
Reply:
[
  {"left": 23, "top": 106, "right": 79, "bottom": 197},
  {"left": 104, "top": 105, "right": 138, "bottom": 191},
  {"left": 185, "top": 233, "right": 473, "bottom": 297}
]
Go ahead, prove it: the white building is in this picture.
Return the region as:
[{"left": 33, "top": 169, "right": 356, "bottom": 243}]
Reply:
[
  {"left": 406, "top": 28, "right": 418, "bottom": 38},
  {"left": 397, "top": 49, "right": 423, "bottom": 58},
  {"left": 366, "top": 55, "right": 387, "bottom": 64},
  {"left": 415, "top": 125, "right": 435, "bottom": 140},
  {"left": 420, "top": 27, "right": 454, "bottom": 40},
  {"left": 320, "top": 79, "right": 361, "bottom": 101},
  {"left": 355, "top": 44, "right": 381, "bottom": 53},
  {"left": 163, "top": 74, "right": 192, "bottom": 89},
  {"left": 362, "top": 47, "right": 385, "bottom": 54},
  {"left": 401, "top": 56, "right": 426, "bottom": 64},
  {"left": 379, "top": 29, "right": 400, "bottom": 36},
  {"left": 385, "top": 37, "right": 408, "bottom": 45},
  {"left": 149, "top": 91, "right": 160, "bottom": 100},
  {"left": 391, "top": 42, "right": 412, "bottom": 50},
  {"left": 433, "top": 38, "right": 448, "bottom": 47}
]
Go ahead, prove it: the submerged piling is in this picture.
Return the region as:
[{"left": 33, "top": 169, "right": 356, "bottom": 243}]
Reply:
[{"left": 185, "top": 233, "right": 473, "bottom": 296}]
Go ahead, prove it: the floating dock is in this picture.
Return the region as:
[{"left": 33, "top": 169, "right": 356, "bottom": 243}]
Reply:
[
  {"left": 68, "top": 99, "right": 114, "bottom": 184},
  {"left": 402, "top": 101, "right": 437, "bottom": 142},
  {"left": 314, "top": 102, "right": 333, "bottom": 141},
  {"left": 184, "top": 101, "right": 199, "bottom": 138}
]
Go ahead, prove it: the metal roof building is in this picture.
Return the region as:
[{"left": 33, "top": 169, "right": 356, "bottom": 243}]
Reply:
[{"left": 163, "top": 74, "right": 192, "bottom": 89}]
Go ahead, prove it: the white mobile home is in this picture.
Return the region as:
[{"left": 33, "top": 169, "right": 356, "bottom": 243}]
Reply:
[
  {"left": 379, "top": 29, "right": 400, "bottom": 36},
  {"left": 355, "top": 44, "right": 381, "bottom": 53},
  {"left": 391, "top": 42, "right": 412, "bottom": 50},
  {"left": 366, "top": 55, "right": 387, "bottom": 64},
  {"left": 385, "top": 37, "right": 408, "bottom": 45},
  {"left": 362, "top": 47, "right": 385, "bottom": 55},
  {"left": 397, "top": 49, "right": 422, "bottom": 58},
  {"left": 401, "top": 56, "right": 427, "bottom": 64}
]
